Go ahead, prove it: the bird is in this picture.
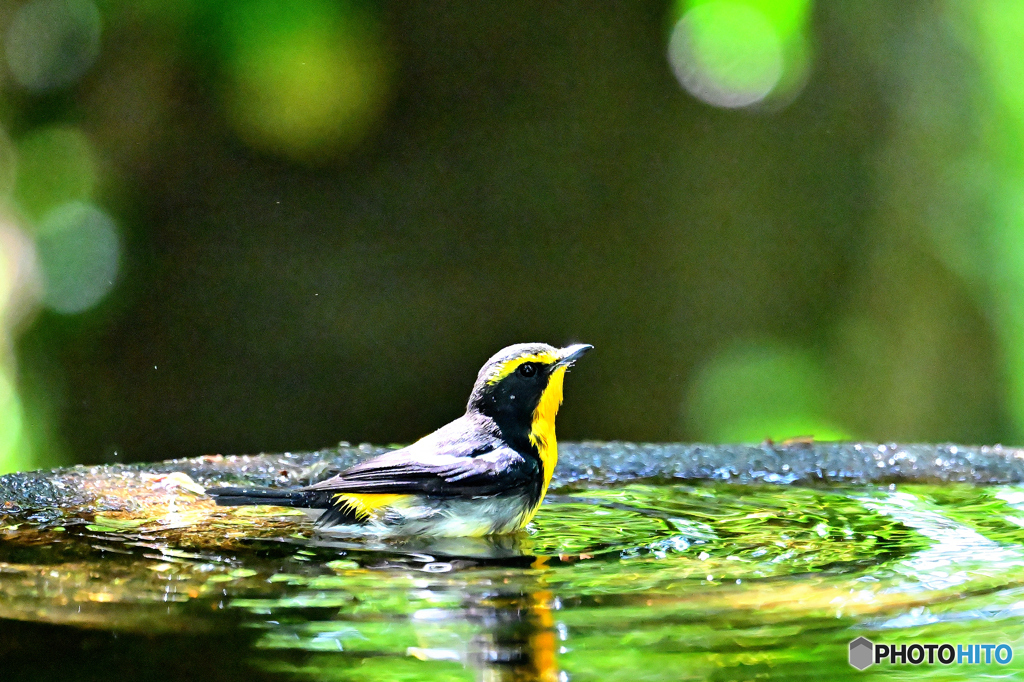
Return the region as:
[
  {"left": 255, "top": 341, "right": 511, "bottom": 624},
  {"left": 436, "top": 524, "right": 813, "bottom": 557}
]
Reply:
[{"left": 206, "top": 342, "right": 592, "bottom": 537}]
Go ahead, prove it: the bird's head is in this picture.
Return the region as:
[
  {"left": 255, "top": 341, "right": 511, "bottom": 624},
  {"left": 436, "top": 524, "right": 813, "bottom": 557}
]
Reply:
[{"left": 466, "top": 342, "right": 592, "bottom": 444}]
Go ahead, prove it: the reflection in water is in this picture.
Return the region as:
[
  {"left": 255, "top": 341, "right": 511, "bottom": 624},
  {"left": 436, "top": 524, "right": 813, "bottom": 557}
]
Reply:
[
  {"left": 407, "top": 585, "right": 562, "bottom": 682},
  {"left": 2, "top": 483, "right": 1024, "bottom": 680},
  {"left": 239, "top": 535, "right": 565, "bottom": 681}
]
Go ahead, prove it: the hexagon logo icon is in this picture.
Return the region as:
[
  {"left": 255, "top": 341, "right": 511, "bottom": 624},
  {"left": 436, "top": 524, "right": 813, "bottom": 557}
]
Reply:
[{"left": 849, "top": 636, "right": 874, "bottom": 670}]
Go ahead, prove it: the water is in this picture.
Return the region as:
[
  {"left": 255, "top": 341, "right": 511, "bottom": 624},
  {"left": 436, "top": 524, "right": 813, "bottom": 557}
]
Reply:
[{"left": 2, "top": 478, "right": 1024, "bottom": 680}]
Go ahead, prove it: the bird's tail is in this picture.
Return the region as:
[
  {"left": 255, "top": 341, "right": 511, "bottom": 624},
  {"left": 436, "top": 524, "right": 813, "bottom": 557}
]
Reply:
[{"left": 206, "top": 486, "right": 325, "bottom": 508}]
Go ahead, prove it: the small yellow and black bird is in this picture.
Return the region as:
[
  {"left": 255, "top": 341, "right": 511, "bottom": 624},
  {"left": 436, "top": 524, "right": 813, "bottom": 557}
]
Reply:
[{"left": 207, "top": 342, "right": 592, "bottom": 537}]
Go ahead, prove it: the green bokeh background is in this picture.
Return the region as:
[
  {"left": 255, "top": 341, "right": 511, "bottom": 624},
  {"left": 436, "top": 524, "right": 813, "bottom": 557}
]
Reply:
[{"left": 0, "top": 0, "right": 1020, "bottom": 472}]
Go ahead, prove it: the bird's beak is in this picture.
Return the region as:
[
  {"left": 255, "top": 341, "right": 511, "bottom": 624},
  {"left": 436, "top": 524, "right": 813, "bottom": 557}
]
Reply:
[{"left": 556, "top": 343, "right": 593, "bottom": 367}]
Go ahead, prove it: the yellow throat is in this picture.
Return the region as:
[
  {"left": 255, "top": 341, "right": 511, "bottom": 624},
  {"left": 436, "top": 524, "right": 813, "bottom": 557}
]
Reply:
[{"left": 526, "top": 365, "right": 566, "bottom": 518}]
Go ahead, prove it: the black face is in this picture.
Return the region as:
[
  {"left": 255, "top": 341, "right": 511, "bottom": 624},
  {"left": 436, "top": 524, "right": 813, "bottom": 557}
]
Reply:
[
  {"left": 466, "top": 344, "right": 560, "bottom": 441},
  {"left": 469, "top": 360, "right": 551, "bottom": 425},
  {"left": 465, "top": 342, "right": 592, "bottom": 450}
]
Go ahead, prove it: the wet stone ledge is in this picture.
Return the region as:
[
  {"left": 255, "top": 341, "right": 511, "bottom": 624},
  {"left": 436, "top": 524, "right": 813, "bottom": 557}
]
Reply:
[{"left": 2, "top": 441, "right": 1024, "bottom": 524}]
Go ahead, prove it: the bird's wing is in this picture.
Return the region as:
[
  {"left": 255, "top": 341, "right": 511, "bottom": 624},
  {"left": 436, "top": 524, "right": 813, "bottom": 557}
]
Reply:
[{"left": 303, "top": 444, "right": 537, "bottom": 498}]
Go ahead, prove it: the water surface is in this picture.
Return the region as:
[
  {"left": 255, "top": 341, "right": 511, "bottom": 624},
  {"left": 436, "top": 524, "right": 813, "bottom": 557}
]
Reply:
[{"left": 2, "top": 477, "right": 1023, "bottom": 680}]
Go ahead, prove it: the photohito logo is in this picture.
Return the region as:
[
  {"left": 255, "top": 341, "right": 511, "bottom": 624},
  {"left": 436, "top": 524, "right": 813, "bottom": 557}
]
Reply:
[{"left": 848, "top": 636, "right": 1013, "bottom": 670}]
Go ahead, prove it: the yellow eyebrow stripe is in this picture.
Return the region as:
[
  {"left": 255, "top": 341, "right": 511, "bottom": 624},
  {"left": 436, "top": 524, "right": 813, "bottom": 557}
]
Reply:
[{"left": 485, "top": 352, "right": 559, "bottom": 385}]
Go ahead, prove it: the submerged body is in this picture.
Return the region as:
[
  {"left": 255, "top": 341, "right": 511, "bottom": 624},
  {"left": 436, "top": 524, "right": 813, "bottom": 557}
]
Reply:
[{"left": 208, "top": 343, "right": 591, "bottom": 537}]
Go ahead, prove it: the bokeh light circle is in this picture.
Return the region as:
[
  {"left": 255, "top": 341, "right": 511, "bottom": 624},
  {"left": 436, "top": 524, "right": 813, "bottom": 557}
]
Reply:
[
  {"left": 684, "top": 341, "right": 849, "bottom": 443},
  {"left": 0, "top": 369, "right": 26, "bottom": 474},
  {"left": 0, "top": 128, "right": 15, "bottom": 200},
  {"left": 221, "top": 0, "right": 393, "bottom": 163},
  {"left": 14, "top": 126, "right": 97, "bottom": 222},
  {"left": 0, "top": 218, "right": 42, "bottom": 331},
  {"left": 668, "top": 0, "right": 784, "bottom": 108},
  {"left": 35, "top": 202, "right": 119, "bottom": 314},
  {"left": 4, "top": 0, "right": 102, "bottom": 92}
]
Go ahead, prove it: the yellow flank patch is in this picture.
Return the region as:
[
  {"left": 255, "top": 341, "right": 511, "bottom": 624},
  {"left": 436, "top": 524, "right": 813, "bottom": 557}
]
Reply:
[
  {"left": 527, "top": 364, "right": 565, "bottom": 516},
  {"left": 485, "top": 352, "right": 559, "bottom": 385},
  {"left": 332, "top": 493, "right": 411, "bottom": 520}
]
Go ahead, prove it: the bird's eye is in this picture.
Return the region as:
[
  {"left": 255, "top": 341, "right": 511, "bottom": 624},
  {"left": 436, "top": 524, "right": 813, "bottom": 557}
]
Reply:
[{"left": 517, "top": 362, "right": 538, "bottom": 378}]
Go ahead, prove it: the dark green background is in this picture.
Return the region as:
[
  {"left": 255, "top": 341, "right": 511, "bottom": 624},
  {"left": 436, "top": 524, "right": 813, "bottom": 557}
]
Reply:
[{"left": 2, "top": 0, "right": 1017, "bottom": 469}]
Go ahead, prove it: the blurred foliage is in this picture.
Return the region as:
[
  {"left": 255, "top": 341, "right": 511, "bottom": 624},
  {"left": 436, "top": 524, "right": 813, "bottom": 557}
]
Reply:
[{"left": 0, "top": 1, "right": 1023, "bottom": 471}]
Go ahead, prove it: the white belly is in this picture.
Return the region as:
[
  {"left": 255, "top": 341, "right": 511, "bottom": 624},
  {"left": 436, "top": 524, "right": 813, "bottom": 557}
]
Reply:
[{"left": 304, "top": 493, "right": 535, "bottom": 538}]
